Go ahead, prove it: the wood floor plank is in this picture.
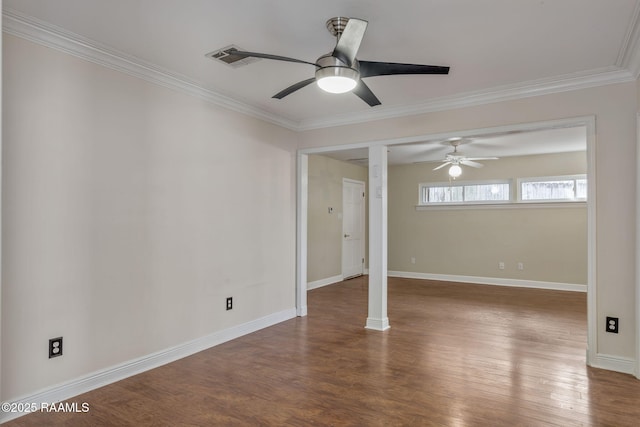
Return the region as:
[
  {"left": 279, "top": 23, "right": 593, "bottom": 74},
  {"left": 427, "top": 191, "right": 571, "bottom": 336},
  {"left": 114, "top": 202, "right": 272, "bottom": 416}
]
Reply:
[{"left": 5, "top": 276, "right": 640, "bottom": 426}]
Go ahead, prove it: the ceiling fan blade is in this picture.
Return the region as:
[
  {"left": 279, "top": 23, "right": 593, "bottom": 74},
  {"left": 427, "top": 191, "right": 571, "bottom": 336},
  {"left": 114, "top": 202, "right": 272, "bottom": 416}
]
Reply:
[
  {"left": 228, "top": 49, "right": 317, "bottom": 66},
  {"left": 333, "top": 18, "right": 368, "bottom": 66},
  {"left": 460, "top": 160, "right": 484, "bottom": 168},
  {"left": 352, "top": 80, "right": 381, "bottom": 107},
  {"left": 433, "top": 162, "right": 451, "bottom": 171},
  {"left": 463, "top": 157, "right": 499, "bottom": 161},
  {"left": 272, "top": 77, "right": 317, "bottom": 99},
  {"left": 359, "top": 61, "right": 450, "bottom": 78}
]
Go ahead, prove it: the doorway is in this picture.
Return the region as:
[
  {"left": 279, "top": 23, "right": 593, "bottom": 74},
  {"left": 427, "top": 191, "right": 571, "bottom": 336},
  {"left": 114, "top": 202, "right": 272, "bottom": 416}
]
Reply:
[{"left": 297, "top": 117, "right": 596, "bottom": 367}]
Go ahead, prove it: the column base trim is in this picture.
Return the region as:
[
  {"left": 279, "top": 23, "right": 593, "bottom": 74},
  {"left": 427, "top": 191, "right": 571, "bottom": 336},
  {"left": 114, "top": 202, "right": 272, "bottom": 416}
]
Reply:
[{"left": 365, "top": 317, "right": 390, "bottom": 331}]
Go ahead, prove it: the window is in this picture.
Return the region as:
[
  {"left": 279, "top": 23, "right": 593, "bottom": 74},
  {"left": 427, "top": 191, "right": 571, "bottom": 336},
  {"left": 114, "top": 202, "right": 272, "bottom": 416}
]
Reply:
[
  {"left": 518, "top": 175, "right": 587, "bottom": 202},
  {"left": 418, "top": 175, "right": 587, "bottom": 208},
  {"left": 420, "top": 180, "right": 511, "bottom": 205}
]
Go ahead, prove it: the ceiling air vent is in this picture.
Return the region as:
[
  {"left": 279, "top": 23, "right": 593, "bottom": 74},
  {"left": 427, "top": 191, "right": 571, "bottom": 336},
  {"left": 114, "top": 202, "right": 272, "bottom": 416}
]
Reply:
[{"left": 205, "top": 45, "right": 260, "bottom": 68}]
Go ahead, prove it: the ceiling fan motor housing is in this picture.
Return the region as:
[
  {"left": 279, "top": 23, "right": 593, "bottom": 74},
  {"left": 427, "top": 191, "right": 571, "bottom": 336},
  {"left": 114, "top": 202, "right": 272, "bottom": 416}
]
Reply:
[{"left": 315, "top": 54, "right": 360, "bottom": 81}]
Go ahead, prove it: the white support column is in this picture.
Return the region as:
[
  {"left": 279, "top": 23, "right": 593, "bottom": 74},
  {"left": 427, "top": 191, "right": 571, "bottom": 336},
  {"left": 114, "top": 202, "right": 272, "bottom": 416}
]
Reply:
[
  {"left": 296, "top": 153, "right": 308, "bottom": 317},
  {"left": 366, "top": 146, "right": 390, "bottom": 331}
]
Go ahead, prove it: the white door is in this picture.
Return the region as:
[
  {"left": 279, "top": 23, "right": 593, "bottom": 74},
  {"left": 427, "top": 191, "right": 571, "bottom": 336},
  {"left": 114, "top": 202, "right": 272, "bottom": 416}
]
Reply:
[{"left": 342, "top": 179, "right": 365, "bottom": 279}]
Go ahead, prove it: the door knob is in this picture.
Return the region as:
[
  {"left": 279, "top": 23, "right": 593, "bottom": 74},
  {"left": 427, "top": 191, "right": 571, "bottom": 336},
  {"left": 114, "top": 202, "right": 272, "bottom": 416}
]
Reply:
[{"left": 344, "top": 234, "right": 350, "bottom": 238}]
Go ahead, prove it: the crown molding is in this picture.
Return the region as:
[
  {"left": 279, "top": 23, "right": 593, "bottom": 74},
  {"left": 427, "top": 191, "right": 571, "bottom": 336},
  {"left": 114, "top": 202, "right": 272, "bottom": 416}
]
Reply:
[
  {"left": 1, "top": 8, "right": 299, "bottom": 130},
  {"left": 3, "top": 7, "right": 639, "bottom": 133},
  {"left": 297, "top": 66, "right": 635, "bottom": 130},
  {"left": 616, "top": 0, "right": 640, "bottom": 78}
]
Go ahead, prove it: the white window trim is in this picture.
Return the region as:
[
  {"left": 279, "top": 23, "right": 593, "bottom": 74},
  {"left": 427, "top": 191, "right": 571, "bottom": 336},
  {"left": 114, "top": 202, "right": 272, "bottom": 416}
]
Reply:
[
  {"left": 517, "top": 174, "right": 587, "bottom": 203},
  {"left": 418, "top": 179, "right": 512, "bottom": 206},
  {"left": 415, "top": 201, "right": 587, "bottom": 211},
  {"left": 417, "top": 175, "right": 588, "bottom": 210}
]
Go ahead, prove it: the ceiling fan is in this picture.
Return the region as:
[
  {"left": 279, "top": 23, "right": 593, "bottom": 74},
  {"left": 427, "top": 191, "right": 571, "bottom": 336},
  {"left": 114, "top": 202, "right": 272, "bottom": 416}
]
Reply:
[
  {"left": 223, "top": 17, "right": 450, "bottom": 106},
  {"left": 433, "top": 139, "right": 499, "bottom": 178}
]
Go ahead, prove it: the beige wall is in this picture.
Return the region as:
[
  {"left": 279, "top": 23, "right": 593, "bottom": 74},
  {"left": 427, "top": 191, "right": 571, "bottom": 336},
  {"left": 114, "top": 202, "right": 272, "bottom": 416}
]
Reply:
[
  {"left": 307, "top": 155, "right": 367, "bottom": 283},
  {"left": 300, "top": 82, "right": 637, "bottom": 359},
  {"left": 388, "top": 152, "right": 587, "bottom": 284},
  {"left": 2, "top": 35, "right": 297, "bottom": 399}
]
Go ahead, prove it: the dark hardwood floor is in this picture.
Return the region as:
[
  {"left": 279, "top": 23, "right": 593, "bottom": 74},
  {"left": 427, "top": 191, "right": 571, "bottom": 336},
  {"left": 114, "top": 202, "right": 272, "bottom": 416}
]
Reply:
[{"left": 6, "top": 277, "right": 640, "bottom": 426}]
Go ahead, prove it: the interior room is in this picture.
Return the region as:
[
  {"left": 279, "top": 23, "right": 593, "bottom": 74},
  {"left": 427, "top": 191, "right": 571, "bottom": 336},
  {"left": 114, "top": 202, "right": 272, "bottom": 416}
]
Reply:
[
  {"left": 308, "top": 125, "right": 588, "bottom": 290},
  {"left": 2, "top": 0, "right": 640, "bottom": 425}
]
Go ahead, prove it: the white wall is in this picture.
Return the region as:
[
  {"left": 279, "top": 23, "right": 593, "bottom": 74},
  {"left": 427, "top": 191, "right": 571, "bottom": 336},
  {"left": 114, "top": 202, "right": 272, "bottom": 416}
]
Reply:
[
  {"left": 2, "top": 35, "right": 297, "bottom": 400},
  {"left": 299, "top": 82, "right": 638, "bottom": 361}
]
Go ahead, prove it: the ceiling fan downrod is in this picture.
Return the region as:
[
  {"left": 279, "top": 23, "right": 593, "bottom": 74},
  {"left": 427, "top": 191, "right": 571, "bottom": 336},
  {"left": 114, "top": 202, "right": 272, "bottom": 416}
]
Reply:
[{"left": 326, "top": 17, "right": 350, "bottom": 40}]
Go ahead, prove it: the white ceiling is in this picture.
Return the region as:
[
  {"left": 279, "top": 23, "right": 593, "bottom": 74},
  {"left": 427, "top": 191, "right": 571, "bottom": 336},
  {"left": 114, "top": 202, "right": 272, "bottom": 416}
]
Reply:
[
  {"left": 319, "top": 125, "right": 587, "bottom": 166},
  {"left": 4, "top": 0, "right": 640, "bottom": 131}
]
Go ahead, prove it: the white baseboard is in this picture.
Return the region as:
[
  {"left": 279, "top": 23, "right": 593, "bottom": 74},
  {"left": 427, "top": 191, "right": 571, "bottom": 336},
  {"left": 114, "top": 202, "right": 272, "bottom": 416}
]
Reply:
[
  {"left": 0, "top": 308, "right": 297, "bottom": 424},
  {"left": 307, "top": 274, "right": 343, "bottom": 290},
  {"left": 365, "top": 317, "right": 390, "bottom": 331},
  {"left": 590, "top": 353, "right": 636, "bottom": 375},
  {"left": 297, "top": 305, "right": 308, "bottom": 317},
  {"left": 388, "top": 271, "right": 587, "bottom": 292}
]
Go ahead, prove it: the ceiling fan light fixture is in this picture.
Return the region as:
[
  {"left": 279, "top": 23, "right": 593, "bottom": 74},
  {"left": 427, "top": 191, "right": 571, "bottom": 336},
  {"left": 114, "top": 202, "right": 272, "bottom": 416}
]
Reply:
[
  {"left": 448, "top": 164, "right": 462, "bottom": 178},
  {"left": 316, "top": 66, "right": 359, "bottom": 93}
]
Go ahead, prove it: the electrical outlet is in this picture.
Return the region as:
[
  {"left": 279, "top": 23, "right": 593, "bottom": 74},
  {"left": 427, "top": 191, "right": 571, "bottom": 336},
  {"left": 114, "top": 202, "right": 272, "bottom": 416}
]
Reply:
[
  {"left": 517, "top": 262, "right": 524, "bottom": 270},
  {"left": 410, "top": 257, "right": 416, "bottom": 264},
  {"left": 498, "top": 261, "right": 505, "bottom": 270},
  {"left": 226, "top": 297, "right": 233, "bottom": 311},
  {"left": 49, "top": 337, "right": 63, "bottom": 358},
  {"left": 606, "top": 317, "right": 618, "bottom": 333}
]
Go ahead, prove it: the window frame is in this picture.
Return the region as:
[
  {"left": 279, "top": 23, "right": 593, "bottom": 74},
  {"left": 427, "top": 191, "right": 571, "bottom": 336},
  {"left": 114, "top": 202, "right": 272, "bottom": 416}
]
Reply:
[
  {"left": 418, "top": 179, "right": 513, "bottom": 206},
  {"left": 517, "top": 174, "right": 587, "bottom": 203}
]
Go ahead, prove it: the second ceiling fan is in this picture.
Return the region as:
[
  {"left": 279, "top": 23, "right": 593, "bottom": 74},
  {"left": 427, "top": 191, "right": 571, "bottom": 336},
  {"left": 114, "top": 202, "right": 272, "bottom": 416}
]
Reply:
[
  {"left": 224, "top": 17, "right": 450, "bottom": 106},
  {"left": 433, "top": 139, "right": 499, "bottom": 178}
]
